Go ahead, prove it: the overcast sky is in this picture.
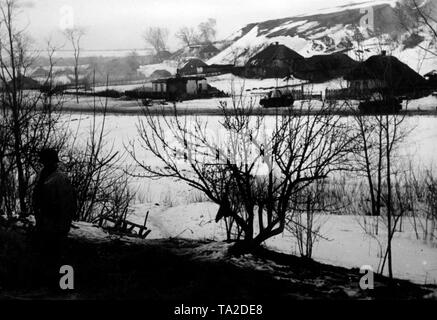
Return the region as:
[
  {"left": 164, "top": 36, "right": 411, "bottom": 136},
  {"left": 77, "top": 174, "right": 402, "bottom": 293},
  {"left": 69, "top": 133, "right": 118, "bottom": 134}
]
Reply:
[{"left": 20, "top": 0, "right": 389, "bottom": 52}]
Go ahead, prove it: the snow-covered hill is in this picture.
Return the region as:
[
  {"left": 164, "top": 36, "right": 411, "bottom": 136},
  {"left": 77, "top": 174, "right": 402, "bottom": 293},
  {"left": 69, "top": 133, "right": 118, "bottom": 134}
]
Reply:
[{"left": 209, "top": 0, "right": 437, "bottom": 75}]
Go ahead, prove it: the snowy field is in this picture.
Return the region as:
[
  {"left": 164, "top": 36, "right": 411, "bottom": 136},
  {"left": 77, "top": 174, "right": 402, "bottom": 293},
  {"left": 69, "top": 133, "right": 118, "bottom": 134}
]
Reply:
[
  {"left": 60, "top": 113, "right": 437, "bottom": 201},
  {"left": 60, "top": 112, "right": 437, "bottom": 285},
  {"left": 93, "top": 82, "right": 152, "bottom": 92}
]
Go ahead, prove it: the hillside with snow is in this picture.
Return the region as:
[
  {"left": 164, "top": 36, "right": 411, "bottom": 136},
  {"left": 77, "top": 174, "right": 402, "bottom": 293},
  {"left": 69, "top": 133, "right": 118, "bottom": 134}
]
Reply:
[{"left": 208, "top": 0, "right": 437, "bottom": 75}]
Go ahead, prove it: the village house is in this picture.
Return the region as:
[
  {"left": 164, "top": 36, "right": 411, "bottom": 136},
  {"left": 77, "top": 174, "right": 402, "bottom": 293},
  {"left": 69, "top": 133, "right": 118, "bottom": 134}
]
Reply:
[
  {"left": 177, "top": 59, "right": 208, "bottom": 76},
  {"left": 245, "top": 42, "right": 304, "bottom": 79},
  {"left": 292, "top": 53, "right": 358, "bottom": 83},
  {"left": 343, "top": 52, "right": 427, "bottom": 96},
  {"left": 152, "top": 75, "right": 208, "bottom": 99},
  {"left": 149, "top": 69, "right": 172, "bottom": 80}
]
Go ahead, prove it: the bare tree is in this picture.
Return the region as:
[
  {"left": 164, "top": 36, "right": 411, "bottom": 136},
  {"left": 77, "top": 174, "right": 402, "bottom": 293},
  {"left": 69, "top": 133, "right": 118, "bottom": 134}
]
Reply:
[
  {"left": 0, "top": 0, "right": 66, "bottom": 218},
  {"left": 128, "top": 93, "right": 356, "bottom": 253},
  {"left": 63, "top": 27, "right": 85, "bottom": 103},
  {"left": 349, "top": 106, "right": 410, "bottom": 279},
  {"left": 63, "top": 95, "right": 135, "bottom": 223},
  {"left": 286, "top": 179, "right": 341, "bottom": 259},
  {"left": 176, "top": 27, "right": 199, "bottom": 47},
  {"left": 143, "top": 27, "right": 169, "bottom": 60},
  {"left": 198, "top": 18, "right": 216, "bottom": 44},
  {"left": 40, "top": 38, "right": 63, "bottom": 109},
  {"left": 0, "top": 1, "right": 135, "bottom": 229}
]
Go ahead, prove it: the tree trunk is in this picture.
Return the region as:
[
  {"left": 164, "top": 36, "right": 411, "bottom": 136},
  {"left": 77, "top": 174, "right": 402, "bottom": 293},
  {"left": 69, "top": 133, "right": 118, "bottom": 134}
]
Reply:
[
  {"left": 75, "top": 66, "right": 79, "bottom": 104},
  {"left": 385, "top": 115, "right": 393, "bottom": 280}
]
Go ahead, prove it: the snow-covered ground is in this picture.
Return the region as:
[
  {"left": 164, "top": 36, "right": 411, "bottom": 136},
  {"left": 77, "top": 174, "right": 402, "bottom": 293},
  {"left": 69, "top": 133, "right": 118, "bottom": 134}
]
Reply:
[
  {"left": 60, "top": 107, "right": 437, "bottom": 286},
  {"left": 125, "top": 201, "right": 437, "bottom": 286},
  {"left": 61, "top": 111, "right": 437, "bottom": 167}
]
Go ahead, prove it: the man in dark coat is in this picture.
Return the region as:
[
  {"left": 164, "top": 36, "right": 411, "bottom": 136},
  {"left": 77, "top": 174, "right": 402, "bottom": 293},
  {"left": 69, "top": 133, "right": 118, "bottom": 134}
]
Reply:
[{"left": 32, "top": 148, "right": 76, "bottom": 289}]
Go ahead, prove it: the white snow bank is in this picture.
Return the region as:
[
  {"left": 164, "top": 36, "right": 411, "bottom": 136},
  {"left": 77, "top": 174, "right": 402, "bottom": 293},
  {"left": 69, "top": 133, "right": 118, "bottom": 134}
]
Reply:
[
  {"left": 405, "top": 95, "right": 437, "bottom": 111},
  {"left": 133, "top": 201, "right": 437, "bottom": 285},
  {"left": 69, "top": 221, "right": 110, "bottom": 242}
]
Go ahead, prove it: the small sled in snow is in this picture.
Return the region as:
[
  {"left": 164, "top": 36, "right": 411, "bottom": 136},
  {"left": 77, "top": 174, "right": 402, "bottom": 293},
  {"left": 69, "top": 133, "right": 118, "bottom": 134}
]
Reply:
[{"left": 98, "top": 212, "right": 151, "bottom": 239}]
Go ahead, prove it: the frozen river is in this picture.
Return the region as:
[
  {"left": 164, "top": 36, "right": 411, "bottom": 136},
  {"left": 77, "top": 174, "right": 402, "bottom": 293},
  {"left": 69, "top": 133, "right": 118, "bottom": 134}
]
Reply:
[{"left": 62, "top": 113, "right": 437, "bottom": 168}]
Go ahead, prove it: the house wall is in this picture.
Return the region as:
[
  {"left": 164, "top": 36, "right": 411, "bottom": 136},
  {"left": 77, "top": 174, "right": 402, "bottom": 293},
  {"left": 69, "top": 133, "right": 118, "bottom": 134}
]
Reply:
[
  {"left": 186, "top": 80, "right": 198, "bottom": 95},
  {"left": 199, "top": 79, "right": 208, "bottom": 92},
  {"left": 168, "top": 80, "right": 187, "bottom": 98},
  {"left": 186, "top": 79, "right": 208, "bottom": 95},
  {"left": 348, "top": 79, "right": 387, "bottom": 91},
  {"left": 152, "top": 82, "right": 167, "bottom": 93}
]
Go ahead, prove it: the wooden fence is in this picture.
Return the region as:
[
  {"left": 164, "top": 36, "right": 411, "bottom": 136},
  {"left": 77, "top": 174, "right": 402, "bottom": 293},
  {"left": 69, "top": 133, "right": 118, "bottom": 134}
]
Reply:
[
  {"left": 325, "top": 87, "right": 435, "bottom": 100},
  {"left": 288, "top": 89, "right": 323, "bottom": 101}
]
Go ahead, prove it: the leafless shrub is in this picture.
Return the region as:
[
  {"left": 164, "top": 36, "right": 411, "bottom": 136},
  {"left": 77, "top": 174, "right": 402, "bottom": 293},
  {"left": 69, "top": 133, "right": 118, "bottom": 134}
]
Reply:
[
  {"left": 160, "top": 190, "right": 176, "bottom": 208},
  {"left": 62, "top": 99, "right": 135, "bottom": 223},
  {"left": 400, "top": 167, "right": 437, "bottom": 242},
  {"left": 0, "top": 0, "right": 68, "bottom": 218},
  {"left": 63, "top": 27, "right": 86, "bottom": 103},
  {"left": 129, "top": 89, "right": 356, "bottom": 253},
  {"left": 186, "top": 190, "right": 211, "bottom": 204},
  {"left": 0, "top": 1, "right": 134, "bottom": 231},
  {"left": 286, "top": 180, "right": 340, "bottom": 259}
]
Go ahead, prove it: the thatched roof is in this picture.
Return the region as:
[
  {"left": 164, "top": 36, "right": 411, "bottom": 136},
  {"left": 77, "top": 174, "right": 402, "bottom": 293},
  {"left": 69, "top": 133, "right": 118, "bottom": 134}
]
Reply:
[
  {"left": 246, "top": 43, "right": 304, "bottom": 68},
  {"left": 178, "top": 58, "right": 208, "bottom": 75},
  {"left": 199, "top": 44, "right": 219, "bottom": 55},
  {"left": 344, "top": 54, "right": 427, "bottom": 89},
  {"left": 181, "top": 58, "right": 208, "bottom": 69},
  {"left": 293, "top": 53, "right": 358, "bottom": 83},
  {"left": 150, "top": 69, "right": 172, "bottom": 79}
]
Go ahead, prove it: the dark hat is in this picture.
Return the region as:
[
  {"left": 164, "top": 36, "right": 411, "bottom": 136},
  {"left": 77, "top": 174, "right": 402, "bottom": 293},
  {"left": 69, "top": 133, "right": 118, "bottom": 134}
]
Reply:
[{"left": 38, "top": 148, "right": 59, "bottom": 165}]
